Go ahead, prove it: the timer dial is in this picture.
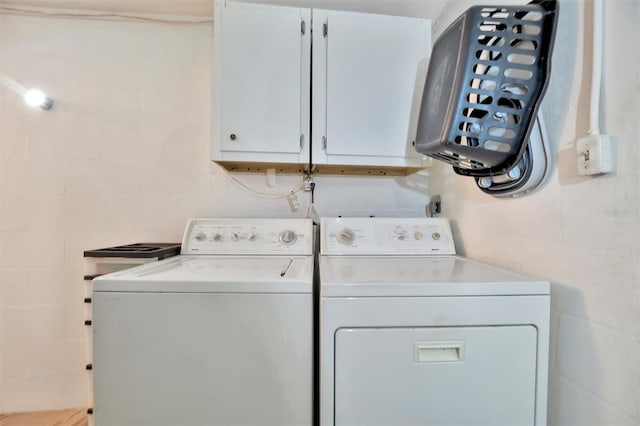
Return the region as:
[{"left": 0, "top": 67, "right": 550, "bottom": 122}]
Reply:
[
  {"left": 337, "top": 228, "right": 356, "bottom": 245},
  {"left": 279, "top": 230, "right": 297, "bottom": 244}
]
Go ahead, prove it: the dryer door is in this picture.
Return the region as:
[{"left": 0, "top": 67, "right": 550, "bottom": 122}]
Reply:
[{"left": 335, "top": 326, "right": 537, "bottom": 426}]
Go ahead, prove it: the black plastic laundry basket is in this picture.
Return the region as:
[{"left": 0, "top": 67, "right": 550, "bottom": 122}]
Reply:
[{"left": 415, "top": 0, "right": 558, "bottom": 177}]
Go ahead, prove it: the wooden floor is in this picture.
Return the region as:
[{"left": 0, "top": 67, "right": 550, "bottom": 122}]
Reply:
[{"left": 0, "top": 409, "right": 87, "bottom": 426}]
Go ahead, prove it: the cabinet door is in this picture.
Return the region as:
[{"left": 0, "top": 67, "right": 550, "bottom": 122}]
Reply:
[
  {"left": 212, "top": 1, "right": 310, "bottom": 164},
  {"left": 312, "top": 10, "right": 431, "bottom": 168}
]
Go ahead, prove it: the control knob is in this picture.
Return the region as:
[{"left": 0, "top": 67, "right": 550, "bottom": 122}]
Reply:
[
  {"left": 336, "top": 228, "right": 355, "bottom": 245},
  {"left": 230, "top": 232, "right": 239, "bottom": 241},
  {"left": 212, "top": 233, "right": 222, "bottom": 242},
  {"left": 279, "top": 230, "right": 297, "bottom": 244},
  {"left": 195, "top": 232, "right": 207, "bottom": 242}
]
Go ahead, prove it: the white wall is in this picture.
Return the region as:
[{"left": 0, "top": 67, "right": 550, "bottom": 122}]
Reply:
[
  {"left": 0, "top": 7, "right": 429, "bottom": 412},
  {"left": 429, "top": 0, "right": 640, "bottom": 424}
]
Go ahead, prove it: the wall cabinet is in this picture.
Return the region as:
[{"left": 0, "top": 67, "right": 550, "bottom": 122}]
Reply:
[
  {"left": 212, "top": 1, "right": 311, "bottom": 171},
  {"left": 311, "top": 10, "right": 431, "bottom": 174},
  {"left": 211, "top": 1, "right": 431, "bottom": 175}
]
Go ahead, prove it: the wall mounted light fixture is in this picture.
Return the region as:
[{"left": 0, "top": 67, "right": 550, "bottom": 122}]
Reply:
[
  {"left": 24, "top": 88, "right": 54, "bottom": 110},
  {"left": 1, "top": 74, "right": 55, "bottom": 111}
]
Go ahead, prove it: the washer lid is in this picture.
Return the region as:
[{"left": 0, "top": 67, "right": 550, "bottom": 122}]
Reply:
[
  {"left": 93, "top": 255, "right": 313, "bottom": 293},
  {"left": 320, "top": 255, "right": 549, "bottom": 297}
]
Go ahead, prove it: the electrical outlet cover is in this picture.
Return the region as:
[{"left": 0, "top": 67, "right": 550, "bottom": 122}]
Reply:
[{"left": 577, "top": 134, "right": 614, "bottom": 176}]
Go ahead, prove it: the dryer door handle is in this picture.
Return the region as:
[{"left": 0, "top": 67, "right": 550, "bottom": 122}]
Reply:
[{"left": 413, "top": 341, "right": 464, "bottom": 363}]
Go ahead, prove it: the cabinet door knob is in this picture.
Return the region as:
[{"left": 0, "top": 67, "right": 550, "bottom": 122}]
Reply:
[{"left": 229, "top": 133, "right": 237, "bottom": 140}]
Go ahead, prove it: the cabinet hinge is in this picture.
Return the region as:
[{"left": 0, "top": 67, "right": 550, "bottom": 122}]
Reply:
[
  {"left": 322, "top": 136, "right": 327, "bottom": 150},
  {"left": 300, "top": 134, "right": 305, "bottom": 149},
  {"left": 323, "top": 22, "right": 328, "bottom": 37},
  {"left": 301, "top": 20, "right": 306, "bottom": 35}
]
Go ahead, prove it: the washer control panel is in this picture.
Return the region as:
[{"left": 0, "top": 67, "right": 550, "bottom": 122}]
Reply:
[
  {"left": 182, "top": 218, "right": 313, "bottom": 255},
  {"left": 321, "top": 217, "right": 455, "bottom": 255}
]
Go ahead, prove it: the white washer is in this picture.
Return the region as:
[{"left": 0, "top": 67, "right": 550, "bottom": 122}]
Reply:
[
  {"left": 320, "top": 217, "right": 550, "bottom": 426},
  {"left": 93, "top": 218, "right": 313, "bottom": 426}
]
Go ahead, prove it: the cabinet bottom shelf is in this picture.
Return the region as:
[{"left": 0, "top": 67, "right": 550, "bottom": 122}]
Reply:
[
  {"left": 214, "top": 161, "right": 425, "bottom": 176},
  {"left": 215, "top": 161, "right": 308, "bottom": 174}
]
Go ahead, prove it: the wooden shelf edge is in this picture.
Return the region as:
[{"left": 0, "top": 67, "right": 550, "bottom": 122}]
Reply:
[
  {"left": 310, "top": 164, "right": 425, "bottom": 177},
  {"left": 214, "top": 161, "right": 308, "bottom": 174},
  {"left": 213, "top": 161, "right": 426, "bottom": 177}
]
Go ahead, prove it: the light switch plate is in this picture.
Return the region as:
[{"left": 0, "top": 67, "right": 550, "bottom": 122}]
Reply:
[{"left": 577, "top": 134, "right": 614, "bottom": 176}]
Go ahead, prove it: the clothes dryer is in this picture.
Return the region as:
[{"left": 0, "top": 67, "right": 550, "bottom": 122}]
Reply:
[
  {"left": 319, "top": 217, "right": 549, "bottom": 426},
  {"left": 93, "top": 218, "right": 313, "bottom": 426}
]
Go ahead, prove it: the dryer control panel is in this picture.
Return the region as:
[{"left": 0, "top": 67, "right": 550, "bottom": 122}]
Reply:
[
  {"left": 321, "top": 217, "right": 455, "bottom": 255},
  {"left": 182, "top": 218, "right": 313, "bottom": 255}
]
